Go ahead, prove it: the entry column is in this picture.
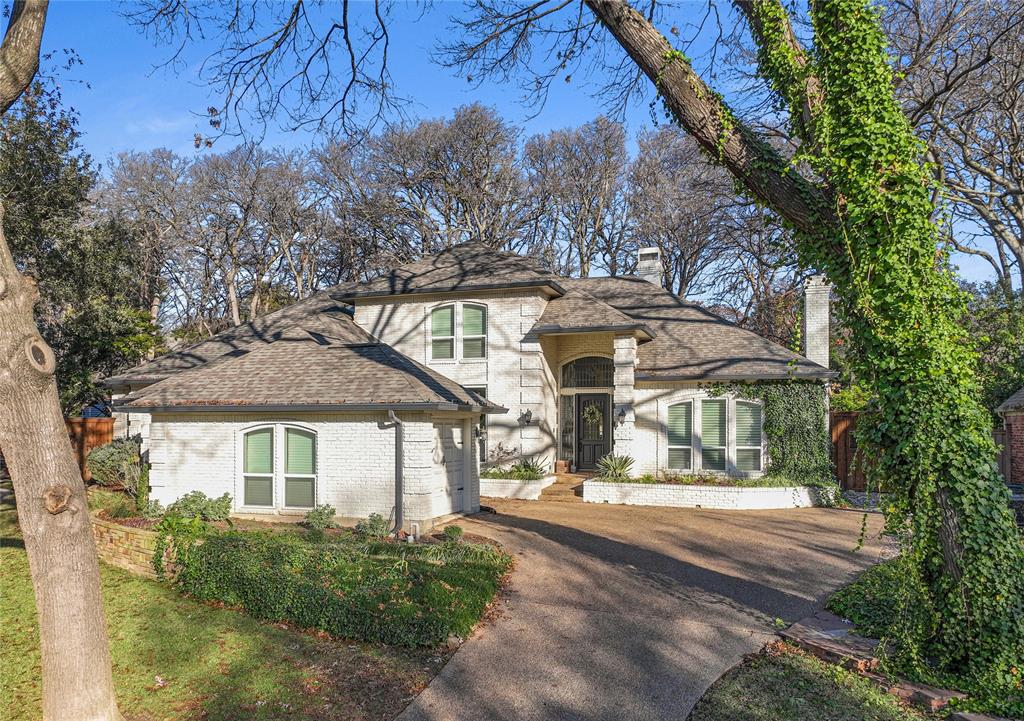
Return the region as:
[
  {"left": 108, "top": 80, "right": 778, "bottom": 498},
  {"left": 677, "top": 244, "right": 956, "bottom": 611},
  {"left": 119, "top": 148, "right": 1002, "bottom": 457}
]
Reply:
[{"left": 613, "top": 335, "right": 637, "bottom": 460}]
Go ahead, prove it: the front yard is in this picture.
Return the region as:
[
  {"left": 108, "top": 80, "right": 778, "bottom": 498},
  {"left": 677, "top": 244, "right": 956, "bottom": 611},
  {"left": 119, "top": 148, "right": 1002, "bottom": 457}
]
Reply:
[{"left": 0, "top": 509, "right": 496, "bottom": 721}]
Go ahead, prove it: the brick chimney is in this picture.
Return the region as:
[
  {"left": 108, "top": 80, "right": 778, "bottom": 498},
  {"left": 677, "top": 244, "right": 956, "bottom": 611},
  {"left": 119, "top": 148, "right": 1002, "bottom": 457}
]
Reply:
[
  {"left": 802, "top": 275, "right": 830, "bottom": 368},
  {"left": 636, "top": 247, "right": 662, "bottom": 286}
]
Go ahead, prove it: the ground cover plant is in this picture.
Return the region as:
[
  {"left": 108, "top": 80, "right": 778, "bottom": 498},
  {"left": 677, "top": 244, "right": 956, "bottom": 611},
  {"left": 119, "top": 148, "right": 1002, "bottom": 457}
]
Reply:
[
  {"left": 175, "top": 530, "right": 512, "bottom": 647},
  {"left": 480, "top": 457, "right": 547, "bottom": 481},
  {"left": 688, "top": 641, "right": 928, "bottom": 721},
  {"left": 0, "top": 510, "right": 445, "bottom": 721}
]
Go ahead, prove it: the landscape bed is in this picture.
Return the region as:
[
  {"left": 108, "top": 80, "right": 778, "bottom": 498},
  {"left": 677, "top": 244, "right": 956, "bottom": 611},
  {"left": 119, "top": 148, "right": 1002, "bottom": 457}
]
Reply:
[{"left": 479, "top": 474, "right": 557, "bottom": 499}]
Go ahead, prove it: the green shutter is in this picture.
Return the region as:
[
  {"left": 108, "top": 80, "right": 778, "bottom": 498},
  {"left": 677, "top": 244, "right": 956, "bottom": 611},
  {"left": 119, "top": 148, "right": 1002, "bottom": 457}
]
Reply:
[
  {"left": 667, "top": 402, "right": 692, "bottom": 447},
  {"left": 463, "top": 305, "right": 486, "bottom": 336},
  {"left": 244, "top": 476, "right": 273, "bottom": 506},
  {"left": 736, "top": 402, "right": 762, "bottom": 447},
  {"left": 431, "top": 306, "right": 454, "bottom": 337},
  {"left": 701, "top": 399, "right": 726, "bottom": 447},
  {"left": 668, "top": 448, "right": 691, "bottom": 470},
  {"left": 286, "top": 428, "right": 316, "bottom": 475},
  {"left": 244, "top": 428, "right": 273, "bottom": 474},
  {"left": 285, "top": 478, "right": 315, "bottom": 508}
]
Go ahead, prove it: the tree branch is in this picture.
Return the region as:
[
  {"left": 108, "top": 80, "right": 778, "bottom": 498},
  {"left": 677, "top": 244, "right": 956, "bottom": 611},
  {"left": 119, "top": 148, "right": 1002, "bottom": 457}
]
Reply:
[{"left": 0, "top": 0, "right": 49, "bottom": 114}]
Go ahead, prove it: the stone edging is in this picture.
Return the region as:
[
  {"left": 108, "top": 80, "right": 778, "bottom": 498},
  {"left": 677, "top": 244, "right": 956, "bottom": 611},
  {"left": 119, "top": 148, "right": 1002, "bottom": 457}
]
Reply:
[
  {"left": 582, "top": 480, "right": 833, "bottom": 510},
  {"left": 480, "top": 475, "right": 557, "bottom": 500},
  {"left": 90, "top": 510, "right": 160, "bottom": 579}
]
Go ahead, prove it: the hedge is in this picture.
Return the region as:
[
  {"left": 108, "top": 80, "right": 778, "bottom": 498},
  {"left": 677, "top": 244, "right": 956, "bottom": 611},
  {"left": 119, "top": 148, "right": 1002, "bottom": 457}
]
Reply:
[{"left": 175, "top": 532, "right": 512, "bottom": 647}]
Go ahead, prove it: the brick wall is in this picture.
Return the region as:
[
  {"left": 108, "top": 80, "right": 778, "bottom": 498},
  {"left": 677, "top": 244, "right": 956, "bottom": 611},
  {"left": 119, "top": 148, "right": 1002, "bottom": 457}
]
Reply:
[
  {"left": 90, "top": 511, "right": 160, "bottom": 579},
  {"left": 582, "top": 480, "right": 826, "bottom": 510},
  {"left": 1007, "top": 412, "right": 1024, "bottom": 485}
]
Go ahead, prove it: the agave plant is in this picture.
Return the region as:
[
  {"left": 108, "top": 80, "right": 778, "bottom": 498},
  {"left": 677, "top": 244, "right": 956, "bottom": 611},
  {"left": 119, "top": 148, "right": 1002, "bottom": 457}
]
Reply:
[{"left": 596, "top": 454, "right": 634, "bottom": 481}]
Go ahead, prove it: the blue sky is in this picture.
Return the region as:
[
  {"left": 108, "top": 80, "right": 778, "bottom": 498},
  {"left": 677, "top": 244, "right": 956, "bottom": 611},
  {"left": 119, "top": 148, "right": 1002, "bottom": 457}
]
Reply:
[{"left": 39, "top": 1, "right": 999, "bottom": 285}]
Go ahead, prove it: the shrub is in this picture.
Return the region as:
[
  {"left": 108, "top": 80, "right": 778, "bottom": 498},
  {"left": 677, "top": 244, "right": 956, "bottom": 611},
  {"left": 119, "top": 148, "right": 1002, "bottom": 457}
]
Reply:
[
  {"left": 354, "top": 512, "right": 391, "bottom": 538},
  {"left": 139, "top": 499, "right": 164, "bottom": 519},
  {"left": 304, "top": 504, "right": 337, "bottom": 531},
  {"left": 442, "top": 524, "right": 464, "bottom": 542},
  {"left": 87, "top": 438, "right": 149, "bottom": 501},
  {"left": 87, "top": 488, "right": 138, "bottom": 518},
  {"left": 166, "top": 491, "right": 232, "bottom": 522},
  {"left": 596, "top": 454, "right": 633, "bottom": 481},
  {"left": 175, "top": 532, "right": 513, "bottom": 646},
  {"left": 480, "top": 457, "right": 547, "bottom": 481}
]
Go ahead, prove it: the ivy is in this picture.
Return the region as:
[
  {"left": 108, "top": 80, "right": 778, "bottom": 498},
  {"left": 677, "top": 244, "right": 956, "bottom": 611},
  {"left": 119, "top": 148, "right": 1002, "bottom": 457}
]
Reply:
[{"left": 709, "top": 380, "right": 833, "bottom": 487}]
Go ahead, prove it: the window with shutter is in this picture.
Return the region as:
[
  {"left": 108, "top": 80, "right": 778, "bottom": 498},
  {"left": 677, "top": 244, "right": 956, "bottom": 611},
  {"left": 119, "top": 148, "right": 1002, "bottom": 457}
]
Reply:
[
  {"left": 735, "top": 401, "right": 763, "bottom": 472},
  {"left": 667, "top": 402, "right": 692, "bottom": 470},
  {"left": 430, "top": 306, "right": 455, "bottom": 360},
  {"left": 462, "top": 304, "right": 487, "bottom": 359},
  {"left": 701, "top": 399, "right": 727, "bottom": 471}
]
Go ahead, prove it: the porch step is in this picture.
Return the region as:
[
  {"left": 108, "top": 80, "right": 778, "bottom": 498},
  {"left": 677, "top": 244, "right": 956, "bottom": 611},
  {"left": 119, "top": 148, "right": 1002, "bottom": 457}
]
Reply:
[{"left": 540, "top": 481, "right": 584, "bottom": 503}]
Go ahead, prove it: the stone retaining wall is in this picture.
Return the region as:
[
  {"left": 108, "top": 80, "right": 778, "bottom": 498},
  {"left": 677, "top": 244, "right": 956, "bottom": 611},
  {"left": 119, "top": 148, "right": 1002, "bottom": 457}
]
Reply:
[
  {"left": 480, "top": 475, "right": 557, "bottom": 500},
  {"left": 583, "top": 480, "right": 831, "bottom": 510},
  {"left": 90, "top": 511, "right": 159, "bottom": 579}
]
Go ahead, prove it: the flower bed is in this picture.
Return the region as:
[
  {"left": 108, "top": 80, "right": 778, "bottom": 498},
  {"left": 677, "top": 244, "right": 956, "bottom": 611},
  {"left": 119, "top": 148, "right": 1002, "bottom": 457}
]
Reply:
[
  {"left": 479, "top": 474, "right": 557, "bottom": 500},
  {"left": 582, "top": 479, "right": 837, "bottom": 510}
]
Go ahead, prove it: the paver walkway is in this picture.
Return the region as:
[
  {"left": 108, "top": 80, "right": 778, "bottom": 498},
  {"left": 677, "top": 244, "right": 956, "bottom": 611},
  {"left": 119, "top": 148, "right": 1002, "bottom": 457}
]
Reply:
[{"left": 399, "top": 498, "right": 886, "bottom": 721}]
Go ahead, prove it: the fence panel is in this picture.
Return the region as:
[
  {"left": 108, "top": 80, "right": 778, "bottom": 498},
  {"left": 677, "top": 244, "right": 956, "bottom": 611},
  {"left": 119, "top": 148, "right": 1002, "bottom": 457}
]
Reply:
[
  {"left": 65, "top": 417, "right": 114, "bottom": 481},
  {"left": 830, "top": 411, "right": 866, "bottom": 491}
]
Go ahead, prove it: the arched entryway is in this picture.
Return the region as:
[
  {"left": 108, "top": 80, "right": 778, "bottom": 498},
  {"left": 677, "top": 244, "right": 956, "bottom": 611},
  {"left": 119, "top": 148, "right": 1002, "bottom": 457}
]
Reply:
[{"left": 559, "top": 356, "right": 614, "bottom": 472}]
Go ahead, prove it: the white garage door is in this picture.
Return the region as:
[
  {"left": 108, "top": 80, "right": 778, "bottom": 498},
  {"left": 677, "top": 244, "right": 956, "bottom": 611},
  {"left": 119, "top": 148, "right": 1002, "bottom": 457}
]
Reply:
[{"left": 435, "top": 423, "right": 464, "bottom": 513}]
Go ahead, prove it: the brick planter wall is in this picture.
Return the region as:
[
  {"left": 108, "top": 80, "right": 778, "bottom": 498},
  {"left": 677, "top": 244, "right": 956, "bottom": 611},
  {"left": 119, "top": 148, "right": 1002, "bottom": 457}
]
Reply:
[
  {"left": 480, "top": 475, "right": 557, "bottom": 500},
  {"left": 90, "top": 511, "right": 159, "bottom": 579},
  {"left": 582, "top": 480, "right": 834, "bottom": 510}
]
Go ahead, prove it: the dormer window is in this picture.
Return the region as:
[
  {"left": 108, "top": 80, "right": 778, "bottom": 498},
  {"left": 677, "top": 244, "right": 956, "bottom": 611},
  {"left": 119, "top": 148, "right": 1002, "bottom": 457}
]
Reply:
[
  {"left": 463, "top": 304, "right": 487, "bottom": 359},
  {"left": 431, "top": 305, "right": 455, "bottom": 360}
]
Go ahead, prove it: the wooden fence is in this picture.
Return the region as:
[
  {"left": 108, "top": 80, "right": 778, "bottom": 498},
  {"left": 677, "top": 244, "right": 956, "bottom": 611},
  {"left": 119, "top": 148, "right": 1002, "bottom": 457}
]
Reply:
[
  {"left": 831, "top": 411, "right": 1013, "bottom": 490},
  {"left": 66, "top": 417, "right": 115, "bottom": 481}
]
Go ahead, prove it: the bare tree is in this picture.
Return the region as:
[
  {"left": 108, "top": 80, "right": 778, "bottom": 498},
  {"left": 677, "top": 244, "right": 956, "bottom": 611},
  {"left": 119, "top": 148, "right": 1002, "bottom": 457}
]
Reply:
[{"left": 0, "top": 1, "right": 123, "bottom": 719}]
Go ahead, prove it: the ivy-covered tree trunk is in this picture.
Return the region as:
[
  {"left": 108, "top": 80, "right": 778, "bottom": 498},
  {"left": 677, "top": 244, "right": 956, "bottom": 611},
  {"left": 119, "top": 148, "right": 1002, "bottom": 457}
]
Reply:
[{"left": 586, "top": 0, "right": 1024, "bottom": 710}]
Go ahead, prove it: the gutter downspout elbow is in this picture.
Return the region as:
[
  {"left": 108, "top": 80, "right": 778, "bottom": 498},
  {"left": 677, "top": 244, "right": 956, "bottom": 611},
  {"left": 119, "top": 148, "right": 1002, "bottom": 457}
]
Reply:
[{"left": 388, "top": 410, "right": 404, "bottom": 536}]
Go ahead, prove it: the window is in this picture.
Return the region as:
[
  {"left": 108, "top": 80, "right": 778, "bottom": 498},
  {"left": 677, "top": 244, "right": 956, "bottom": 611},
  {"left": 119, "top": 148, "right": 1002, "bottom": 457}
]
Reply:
[
  {"left": 667, "top": 402, "right": 692, "bottom": 470},
  {"left": 431, "top": 306, "right": 455, "bottom": 360},
  {"left": 735, "top": 401, "right": 763, "bottom": 472},
  {"left": 462, "top": 305, "right": 487, "bottom": 359},
  {"left": 242, "top": 425, "right": 317, "bottom": 510},
  {"left": 701, "top": 399, "right": 727, "bottom": 471},
  {"left": 561, "top": 356, "right": 614, "bottom": 388}
]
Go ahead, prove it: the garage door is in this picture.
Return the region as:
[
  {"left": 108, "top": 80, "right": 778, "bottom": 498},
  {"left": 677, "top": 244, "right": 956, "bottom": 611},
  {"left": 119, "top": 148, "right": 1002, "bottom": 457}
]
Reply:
[{"left": 435, "top": 423, "right": 464, "bottom": 513}]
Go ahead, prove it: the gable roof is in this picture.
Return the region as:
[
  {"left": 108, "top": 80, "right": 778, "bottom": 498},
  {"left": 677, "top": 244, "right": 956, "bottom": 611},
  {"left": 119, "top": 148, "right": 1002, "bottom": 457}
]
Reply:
[
  {"left": 566, "top": 276, "right": 833, "bottom": 381},
  {"left": 334, "top": 241, "right": 565, "bottom": 300},
  {"left": 118, "top": 310, "right": 504, "bottom": 413},
  {"left": 998, "top": 386, "right": 1024, "bottom": 414},
  {"left": 531, "top": 288, "right": 656, "bottom": 340}
]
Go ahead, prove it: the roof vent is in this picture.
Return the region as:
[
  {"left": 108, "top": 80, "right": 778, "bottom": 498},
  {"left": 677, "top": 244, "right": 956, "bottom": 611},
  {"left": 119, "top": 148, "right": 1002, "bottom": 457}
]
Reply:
[{"left": 636, "top": 247, "right": 662, "bottom": 287}]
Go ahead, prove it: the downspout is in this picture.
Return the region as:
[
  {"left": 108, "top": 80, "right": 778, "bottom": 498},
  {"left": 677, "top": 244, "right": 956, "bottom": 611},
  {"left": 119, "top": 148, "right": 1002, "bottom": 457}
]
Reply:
[{"left": 387, "top": 410, "right": 404, "bottom": 536}]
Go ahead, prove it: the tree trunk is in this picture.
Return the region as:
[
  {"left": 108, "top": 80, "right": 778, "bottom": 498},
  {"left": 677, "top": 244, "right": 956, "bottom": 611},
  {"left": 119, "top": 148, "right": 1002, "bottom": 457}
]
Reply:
[
  {"left": 0, "top": 204, "right": 122, "bottom": 720},
  {"left": 225, "top": 267, "right": 242, "bottom": 326}
]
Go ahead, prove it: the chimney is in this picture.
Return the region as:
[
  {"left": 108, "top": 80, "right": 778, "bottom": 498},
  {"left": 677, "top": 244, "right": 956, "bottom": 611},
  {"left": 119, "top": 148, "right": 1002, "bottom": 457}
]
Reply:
[
  {"left": 636, "top": 247, "right": 662, "bottom": 286},
  {"left": 802, "top": 275, "right": 831, "bottom": 368}
]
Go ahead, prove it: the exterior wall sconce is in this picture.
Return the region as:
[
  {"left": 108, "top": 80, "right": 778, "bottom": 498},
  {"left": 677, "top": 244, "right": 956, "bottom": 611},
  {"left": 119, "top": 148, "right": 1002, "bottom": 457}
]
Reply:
[
  {"left": 616, "top": 406, "right": 628, "bottom": 425},
  {"left": 518, "top": 409, "right": 533, "bottom": 426}
]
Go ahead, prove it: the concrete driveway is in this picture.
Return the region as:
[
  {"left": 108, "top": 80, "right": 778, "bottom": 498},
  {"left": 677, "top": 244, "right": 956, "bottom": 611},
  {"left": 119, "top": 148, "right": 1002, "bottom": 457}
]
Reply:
[{"left": 399, "top": 499, "right": 887, "bottom": 721}]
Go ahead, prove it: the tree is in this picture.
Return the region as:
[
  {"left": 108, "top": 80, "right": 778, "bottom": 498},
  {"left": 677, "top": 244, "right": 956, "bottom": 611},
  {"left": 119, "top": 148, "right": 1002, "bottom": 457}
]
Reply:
[
  {"left": 962, "top": 282, "right": 1024, "bottom": 421},
  {"left": 443, "top": 0, "right": 1023, "bottom": 709},
  {"left": 0, "top": 0, "right": 124, "bottom": 718}
]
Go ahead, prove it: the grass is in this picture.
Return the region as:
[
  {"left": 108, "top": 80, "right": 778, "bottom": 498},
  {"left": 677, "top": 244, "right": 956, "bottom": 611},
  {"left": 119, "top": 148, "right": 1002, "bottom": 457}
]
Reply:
[
  {"left": 0, "top": 510, "right": 453, "bottom": 721},
  {"left": 688, "top": 641, "right": 930, "bottom": 721}
]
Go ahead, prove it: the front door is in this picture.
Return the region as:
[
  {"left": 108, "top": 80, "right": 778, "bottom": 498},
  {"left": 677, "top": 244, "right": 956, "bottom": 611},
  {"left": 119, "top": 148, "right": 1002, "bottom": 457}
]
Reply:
[{"left": 576, "top": 394, "right": 611, "bottom": 471}]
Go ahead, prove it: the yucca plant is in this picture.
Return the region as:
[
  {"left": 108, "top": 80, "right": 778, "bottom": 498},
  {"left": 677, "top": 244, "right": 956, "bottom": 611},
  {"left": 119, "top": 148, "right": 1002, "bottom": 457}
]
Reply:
[{"left": 596, "top": 454, "right": 633, "bottom": 481}]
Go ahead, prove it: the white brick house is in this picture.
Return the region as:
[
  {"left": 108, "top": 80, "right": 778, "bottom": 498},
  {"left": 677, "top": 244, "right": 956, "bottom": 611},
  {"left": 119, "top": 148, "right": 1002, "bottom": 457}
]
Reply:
[{"left": 107, "top": 242, "right": 833, "bottom": 526}]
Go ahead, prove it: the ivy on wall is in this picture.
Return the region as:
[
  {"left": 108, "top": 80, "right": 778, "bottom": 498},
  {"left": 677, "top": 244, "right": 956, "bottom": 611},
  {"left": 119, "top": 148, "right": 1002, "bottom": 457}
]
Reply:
[{"left": 708, "top": 380, "right": 833, "bottom": 486}]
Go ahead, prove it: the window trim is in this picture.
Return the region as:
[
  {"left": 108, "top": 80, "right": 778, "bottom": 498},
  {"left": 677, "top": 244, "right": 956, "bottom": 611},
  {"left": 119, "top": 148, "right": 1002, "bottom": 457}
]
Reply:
[
  {"left": 238, "top": 423, "right": 319, "bottom": 513},
  {"left": 666, "top": 400, "right": 693, "bottom": 471},
  {"left": 660, "top": 394, "right": 766, "bottom": 477},
  {"left": 462, "top": 303, "right": 488, "bottom": 359},
  {"left": 429, "top": 304, "right": 456, "bottom": 361}
]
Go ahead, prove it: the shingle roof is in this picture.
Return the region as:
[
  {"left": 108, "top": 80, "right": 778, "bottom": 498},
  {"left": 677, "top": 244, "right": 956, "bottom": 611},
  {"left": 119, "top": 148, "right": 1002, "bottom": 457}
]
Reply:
[
  {"left": 119, "top": 312, "right": 503, "bottom": 412},
  {"left": 530, "top": 288, "right": 656, "bottom": 339},
  {"left": 998, "top": 386, "right": 1024, "bottom": 414},
  {"left": 334, "top": 241, "right": 565, "bottom": 300},
  {"left": 566, "top": 276, "right": 833, "bottom": 381},
  {"left": 104, "top": 288, "right": 356, "bottom": 388}
]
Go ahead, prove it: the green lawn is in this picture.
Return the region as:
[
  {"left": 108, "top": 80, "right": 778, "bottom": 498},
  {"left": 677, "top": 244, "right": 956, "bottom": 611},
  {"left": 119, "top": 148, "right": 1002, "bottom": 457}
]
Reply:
[
  {"left": 688, "top": 642, "right": 931, "bottom": 721},
  {"left": 0, "top": 510, "right": 448, "bottom": 721}
]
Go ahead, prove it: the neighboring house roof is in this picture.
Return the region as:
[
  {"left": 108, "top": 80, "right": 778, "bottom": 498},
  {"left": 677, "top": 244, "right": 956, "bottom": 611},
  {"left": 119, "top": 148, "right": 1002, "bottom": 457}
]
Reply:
[
  {"left": 565, "top": 276, "right": 834, "bottom": 381},
  {"left": 998, "top": 386, "right": 1024, "bottom": 414},
  {"left": 531, "top": 288, "right": 656, "bottom": 340},
  {"left": 104, "top": 288, "right": 354, "bottom": 389},
  {"left": 334, "top": 241, "right": 565, "bottom": 300},
  {"left": 118, "top": 311, "right": 504, "bottom": 413}
]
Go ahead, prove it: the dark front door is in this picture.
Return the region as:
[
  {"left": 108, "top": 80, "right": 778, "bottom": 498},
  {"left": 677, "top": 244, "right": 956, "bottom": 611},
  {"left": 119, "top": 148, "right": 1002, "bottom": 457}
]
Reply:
[{"left": 576, "top": 394, "right": 611, "bottom": 471}]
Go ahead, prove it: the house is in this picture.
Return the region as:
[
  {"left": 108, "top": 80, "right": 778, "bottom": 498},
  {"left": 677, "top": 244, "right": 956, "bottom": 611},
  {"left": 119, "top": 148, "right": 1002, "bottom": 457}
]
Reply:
[
  {"left": 106, "top": 243, "right": 834, "bottom": 528},
  {"left": 998, "top": 386, "right": 1024, "bottom": 485}
]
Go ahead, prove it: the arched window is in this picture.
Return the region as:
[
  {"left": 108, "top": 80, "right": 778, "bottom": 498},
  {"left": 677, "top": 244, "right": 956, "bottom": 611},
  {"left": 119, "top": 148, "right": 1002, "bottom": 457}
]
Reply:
[
  {"left": 462, "top": 304, "right": 487, "bottom": 359},
  {"left": 241, "top": 425, "right": 317, "bottom": 509},
  {"left": 430, "top": 305, "right": 455, "bottom": 360},
  {"left": 667, "top": 401, "right": 693, "bottom": 470},
  {"left": 561, "top": 356, "right": 614, "bottom": 388}
]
